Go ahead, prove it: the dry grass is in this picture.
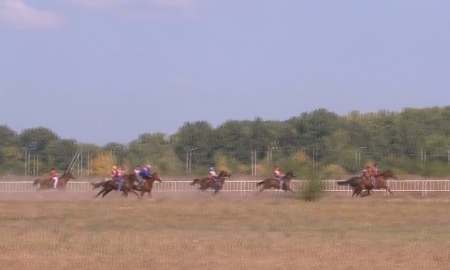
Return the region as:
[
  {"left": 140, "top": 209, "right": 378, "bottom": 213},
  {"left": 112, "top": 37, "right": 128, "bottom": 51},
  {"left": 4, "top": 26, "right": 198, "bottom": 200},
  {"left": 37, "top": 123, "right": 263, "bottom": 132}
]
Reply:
[{"left": 0, "top": 192, "right": 449, "bottom": 270}]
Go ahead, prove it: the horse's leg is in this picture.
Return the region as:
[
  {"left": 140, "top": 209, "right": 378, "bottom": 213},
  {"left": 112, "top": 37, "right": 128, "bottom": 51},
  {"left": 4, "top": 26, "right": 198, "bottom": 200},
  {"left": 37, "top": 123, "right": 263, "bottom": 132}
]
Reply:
[
  {"left": 385, "top": 187, "right": 395, "bottom": 196},
  {"left": 102, "top": 189, "right": 113, "bottom": 198},
  {"left": 129, "top": 188, "right": 140, "bottom": 198},
  {"left": 95, "top": 189, "right": 105, "bottom": 198},
  {"left": 286, "top": 186, "right": 295, "bottom": 194},
  {"left": 147, "top": 188, "right": 153, "bottom": 200},
  {"left": 255, "top": 186, "right": 265, "bottom": 195}
]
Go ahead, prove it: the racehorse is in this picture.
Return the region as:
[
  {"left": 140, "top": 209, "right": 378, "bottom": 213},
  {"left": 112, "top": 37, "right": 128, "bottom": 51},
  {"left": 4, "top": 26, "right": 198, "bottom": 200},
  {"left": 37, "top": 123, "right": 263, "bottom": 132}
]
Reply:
[
  {"left": 337, "top": 170, "right": 396, "bottom": 197},
  {"left": 132, "top": 172, "right": 163, "bottom": 199},
  {"left": 91, "top": 173, "right": 140, "bottom": 199},
  {"left": 33, "top": 171, "right": 76, "bottom": 191},
  {"left": 190, "top": 170, "right": 232, "bottom": 194},
  {"left": 255, "top": 171, "right": 296, "bottom": 194}
]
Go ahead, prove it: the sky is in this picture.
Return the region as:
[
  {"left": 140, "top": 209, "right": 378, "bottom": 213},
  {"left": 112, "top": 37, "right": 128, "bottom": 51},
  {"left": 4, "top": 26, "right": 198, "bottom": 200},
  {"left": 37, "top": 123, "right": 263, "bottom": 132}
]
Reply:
[{"left": 0, "top": 0, "right": 449, "bottom": 146}]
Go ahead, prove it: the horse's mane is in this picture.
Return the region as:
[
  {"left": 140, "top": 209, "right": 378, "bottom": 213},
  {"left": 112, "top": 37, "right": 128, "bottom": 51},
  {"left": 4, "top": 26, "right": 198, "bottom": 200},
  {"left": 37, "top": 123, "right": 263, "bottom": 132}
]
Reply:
[
  {"left": 378, "top": 170, "right": 392, "bottom": 176},
  {"left": 60, "top": 171, "right": 71, "bottom": 177}
]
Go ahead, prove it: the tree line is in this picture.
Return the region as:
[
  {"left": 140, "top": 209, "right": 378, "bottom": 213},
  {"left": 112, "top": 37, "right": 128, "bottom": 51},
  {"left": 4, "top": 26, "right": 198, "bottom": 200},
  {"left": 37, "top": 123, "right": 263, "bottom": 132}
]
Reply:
[{"left": 1, "top": 106, "right": 450, "bottom": 179}]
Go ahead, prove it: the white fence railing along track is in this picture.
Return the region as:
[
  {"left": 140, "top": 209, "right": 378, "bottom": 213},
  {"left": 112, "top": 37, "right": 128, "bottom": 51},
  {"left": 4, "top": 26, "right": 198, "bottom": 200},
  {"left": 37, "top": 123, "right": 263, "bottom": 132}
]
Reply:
[{"left": 0, "top": 180, "right": 449, "bottom": 196}]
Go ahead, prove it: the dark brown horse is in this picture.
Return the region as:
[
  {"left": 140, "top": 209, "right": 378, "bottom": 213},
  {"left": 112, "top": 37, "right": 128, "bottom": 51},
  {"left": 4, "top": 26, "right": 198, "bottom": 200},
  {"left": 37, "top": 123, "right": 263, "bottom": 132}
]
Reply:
[
  {"left": 33, "top": 171, "right": 76, "bottom": 191},
  {"left": 337, "top": 170, "right": 396, "bottom": 197},
  {"left": 132, "top": 172, "right": 163, "bottom": 199},
  {"left": 91, "top": 173, "right": 140, "bottom": 199},
  {"left": 255, "top": 171, "right": 296, "bottom": 194},
  {"left": 190, "top": 170, "right": 232, "bottom": 194}
]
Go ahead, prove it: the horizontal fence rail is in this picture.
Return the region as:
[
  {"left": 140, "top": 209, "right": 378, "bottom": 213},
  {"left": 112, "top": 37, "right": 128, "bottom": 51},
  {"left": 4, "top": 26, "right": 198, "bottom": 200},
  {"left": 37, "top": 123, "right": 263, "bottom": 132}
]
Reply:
[{"left": 0, "top": 180, "right": 449, "bottom": 196}]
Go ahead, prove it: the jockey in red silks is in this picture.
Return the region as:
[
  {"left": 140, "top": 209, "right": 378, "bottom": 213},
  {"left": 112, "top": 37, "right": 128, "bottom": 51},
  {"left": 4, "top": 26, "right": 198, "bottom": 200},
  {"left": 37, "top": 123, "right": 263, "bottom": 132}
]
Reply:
[
  {"left": 111, "top": 166, "right": 117, "bottom": 179},
  {"left": 274, "top": 165, "right": 285, "bottom": 188},
  {"left": 361, "top": 166, "right": 370, "bottom": 178},
  {"left": 370, "top": 163, "right": 379, "bottom": 187},
  {"left": 209, "top": 167, "right": 218, "bottom": 189},
  {"left": 50, "top": 168, "right": 58, "bottom": 189},
  {"left": 113, "top": 167, "right": 124, "bottom": 192}
]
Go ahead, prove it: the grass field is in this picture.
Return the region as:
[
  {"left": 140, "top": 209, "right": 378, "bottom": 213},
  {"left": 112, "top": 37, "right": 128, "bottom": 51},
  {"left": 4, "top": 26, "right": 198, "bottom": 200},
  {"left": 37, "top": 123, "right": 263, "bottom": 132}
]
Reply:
[{"left": 0, "top": 191, "right": 449, "bottom": 270}]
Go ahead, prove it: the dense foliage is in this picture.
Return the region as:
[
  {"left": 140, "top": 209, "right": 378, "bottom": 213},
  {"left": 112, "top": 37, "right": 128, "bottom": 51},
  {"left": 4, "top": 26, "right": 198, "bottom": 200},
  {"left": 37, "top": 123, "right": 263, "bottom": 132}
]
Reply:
[{"left": 1, "top": 106, "right": 450, "bottom": 178}]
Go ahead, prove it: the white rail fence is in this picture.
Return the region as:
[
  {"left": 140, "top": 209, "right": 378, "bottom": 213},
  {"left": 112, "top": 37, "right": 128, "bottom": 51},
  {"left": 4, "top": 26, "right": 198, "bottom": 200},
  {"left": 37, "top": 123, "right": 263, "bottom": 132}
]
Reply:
[{"left": 0, "top": 180, "right": 449, "bottom": 196}]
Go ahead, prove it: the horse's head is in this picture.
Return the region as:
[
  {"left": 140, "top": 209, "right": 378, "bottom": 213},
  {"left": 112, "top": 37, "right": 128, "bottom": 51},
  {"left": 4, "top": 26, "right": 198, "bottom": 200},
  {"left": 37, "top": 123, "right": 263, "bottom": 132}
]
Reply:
[
  {"left": 283, "top": 171, "right": 296, "bottom": 180},
  {"left": 190, "top": 178, "right": 201, "bottom": 185},
  {"left": 218, "top": 170, "right": 232, "bottom": 178},
  {"left": 151, "top": 172, "right": 163, "bottom": 183},
  {"left": 380, "top": 170, "right": 396, "bottom": 180},
  {"left": 125, "top": 173, "right": 138, "bottom": 183},
  {"left": 62, "top": 171, "right": 76, "bottom": 180}
]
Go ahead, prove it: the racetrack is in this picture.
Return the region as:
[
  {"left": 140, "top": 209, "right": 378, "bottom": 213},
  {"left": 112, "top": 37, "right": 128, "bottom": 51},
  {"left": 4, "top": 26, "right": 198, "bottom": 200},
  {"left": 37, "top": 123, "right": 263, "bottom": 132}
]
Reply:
[{"left": 0, "top": 190, "right": 449, "bottom": 270}]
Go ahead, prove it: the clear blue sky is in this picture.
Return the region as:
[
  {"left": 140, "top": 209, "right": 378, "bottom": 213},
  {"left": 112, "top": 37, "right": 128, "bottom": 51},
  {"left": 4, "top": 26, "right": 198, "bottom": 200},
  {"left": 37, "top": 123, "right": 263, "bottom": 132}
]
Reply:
[{"left": 1, "top": 0, "right": 449, "bottom": 145}]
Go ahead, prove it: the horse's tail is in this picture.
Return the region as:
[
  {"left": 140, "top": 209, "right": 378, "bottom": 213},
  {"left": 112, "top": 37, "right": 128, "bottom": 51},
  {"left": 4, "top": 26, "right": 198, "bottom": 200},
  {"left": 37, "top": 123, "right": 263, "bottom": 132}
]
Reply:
[
  {"left": 91, "top": 181, "right": 106, "bottom": 189},
  {"left": 190, "top": 179, "right": 200, "bottom": 185},
  {"left": 33, "top": 179, "right": 40, "bottom": 186},
  {"left": 336, "top": 179, "right": 351, "bottom": 186},
  {"left": 256, "top": 180, "right": 265, "bottom": 186}
]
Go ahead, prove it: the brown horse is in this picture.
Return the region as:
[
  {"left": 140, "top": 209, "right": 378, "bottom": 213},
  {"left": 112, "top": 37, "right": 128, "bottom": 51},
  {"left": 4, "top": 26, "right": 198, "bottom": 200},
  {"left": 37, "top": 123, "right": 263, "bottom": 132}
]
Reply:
[
  {"left": 33, "top": 171, "right": 76, "bottom": 191},
  {"left": 190, "top": 170, "right": 232, "bottom": 194},
  {"left": 336, "top": 174, "right": 368, "bottom": 197},
  {"left": 132, "top": 172, "right": 163, "bottom": 199},
  {"left": 337, "top": 170, "right": 396, "bottom": 197},
  {"left": 91, "top": 173, "right": 140, "bottom": 199},
  {"left": 255, "top": 171, "right": 296, "bottom": 194}
]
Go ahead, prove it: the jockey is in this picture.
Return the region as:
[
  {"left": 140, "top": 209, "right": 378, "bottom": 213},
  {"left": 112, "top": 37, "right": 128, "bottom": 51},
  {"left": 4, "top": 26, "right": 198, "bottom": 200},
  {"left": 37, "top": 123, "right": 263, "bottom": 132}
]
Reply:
[
  {"left": 370, "top": 164, "right": 379, "bottom": 187},
  {"left": 274, "top": 165, "right": 284, "bottom": 188},
  {"left": 138, "top": 165, "right": 152, "bottom": 181},
  {"left": 209, "top": 167, "right": 217, "bottom": 188},
  {"left": 134, "top": 165, "right": 142, "bottom": 186},
  {"left": 111, "top": 166, "right": 117, "bottom": 179},
  {"left": 373, "top": 163, "right": 380, "bottom": 175},
  {"left": 113, "top": 167, "right": 125, "bottom": 192},
  {"left": 50, "top": 168, "right": 58, "bottom": 189},
  {"left": 134, "top": 165, "right": 140, "bottom": 176},
  {"left": 360, "top": 166, "right": 370, "bottom": 178}
]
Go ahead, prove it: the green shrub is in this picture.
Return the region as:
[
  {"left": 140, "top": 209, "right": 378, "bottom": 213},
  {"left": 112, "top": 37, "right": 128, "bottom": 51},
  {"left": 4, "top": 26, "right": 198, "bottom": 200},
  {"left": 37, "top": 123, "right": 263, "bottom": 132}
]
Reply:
[{"left": 297, "top": 176, "right": 326, "bottom": 202}]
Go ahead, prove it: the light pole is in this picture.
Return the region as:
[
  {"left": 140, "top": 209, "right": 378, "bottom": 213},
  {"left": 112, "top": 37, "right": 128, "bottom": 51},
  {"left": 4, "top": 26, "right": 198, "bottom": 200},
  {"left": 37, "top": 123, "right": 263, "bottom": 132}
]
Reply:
[
  {"left": 110, "top": 145, "right": 122, "bottom": 165},
  {"left": 251, "top": 149, "right": 257, "bottom": 176},
  {"left": 27, "top": 141, "right": 37, "bottom": 176},
  {"left": 446, "top": 145, "right": 449, "bottom": 166},
  {"left": 185, "top": 147, "right": 197, "bottom": 175},
  {"left": 23, "top": 147, "right": 28, "bottom": 176},
  {"left": 267, "top": 147, "right": 278, "bottom": 163},
  {"left": 312, "top": 147, "right": 319, "bottom": 173},
  {"left": 355, "top": 147, "right": 366, "bottom": 166}
]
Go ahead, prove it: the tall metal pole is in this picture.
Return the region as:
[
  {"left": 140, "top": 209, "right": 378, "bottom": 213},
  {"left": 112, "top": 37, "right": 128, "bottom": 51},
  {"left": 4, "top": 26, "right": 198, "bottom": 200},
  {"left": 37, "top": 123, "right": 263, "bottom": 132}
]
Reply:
[
  {"left": 189, "top": 150, "right": 192, "bottom": 175},
  {"left": 28, "top": 150, "right": 31, "bottom": 176},
  {"left": 24, "top": 148, "right": 27, "bottom": 176},
  {"left": 80, "top": 149, "right": 83, "bottom": 177},
  {"left": 186, "top": 150, "right": 189, "bottom": 175},
  {"left": 252, "top": 150, "right": 257, "bottom": 176}
]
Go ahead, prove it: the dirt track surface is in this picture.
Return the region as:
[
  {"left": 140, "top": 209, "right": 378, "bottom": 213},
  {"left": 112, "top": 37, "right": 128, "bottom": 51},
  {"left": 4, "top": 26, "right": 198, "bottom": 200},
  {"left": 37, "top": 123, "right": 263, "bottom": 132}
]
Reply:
[{"left": 0, "top": 191, "right": 449, "bottom": 270}]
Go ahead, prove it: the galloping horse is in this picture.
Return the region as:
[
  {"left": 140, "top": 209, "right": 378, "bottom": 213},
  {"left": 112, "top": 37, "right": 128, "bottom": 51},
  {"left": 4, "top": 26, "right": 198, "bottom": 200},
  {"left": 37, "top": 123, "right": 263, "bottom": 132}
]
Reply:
[
  {"left": 33, "top": 171, "right": 76, "bottom": 191},
  {"left": 190, "top": 170, "right": 232, "bottom": 194},
  {"left": 255, "top": 171, "right": 296, "bottom": 194},
  {"left": 132, "top": 172, "right": 163, "bottom": 199},
  {"left": 337, "top": 170, "right": 396, "bottom": 197},
  {"left": 91, "top": 173, "right": 140, "bottom": 199}
]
